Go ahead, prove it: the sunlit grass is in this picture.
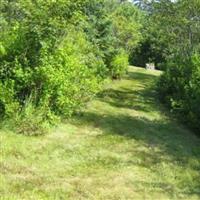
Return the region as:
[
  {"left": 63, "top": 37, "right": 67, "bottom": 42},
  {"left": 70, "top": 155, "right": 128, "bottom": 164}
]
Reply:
[{"left": 0, "top": 67, "right": 200, "bottom": 200}]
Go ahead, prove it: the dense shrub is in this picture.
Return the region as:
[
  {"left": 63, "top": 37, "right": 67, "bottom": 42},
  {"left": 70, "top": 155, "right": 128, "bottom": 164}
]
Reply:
[
  {"left": 0, "top": 81, "right": 20, "bottom": 118},
  {"left": 0, "top": 0, "right": 142, "bottom": 135},
  {"left": 134, "top": 0, "right": 200, "bottom": 134},
  {"left": 14, "top": 103, "right": 56, "bottom": 136},
  {"left": 158, "top": 54, "right": 200, "bottom": 134},
  {"left": 110, "top": 50, "right": 129, "bottom": 79},
  {"left": 0, "top": 27, "right": 105, "bottom": 119},
  {"left": 35, "top": 28, "right": 106, "bottom": 117}
]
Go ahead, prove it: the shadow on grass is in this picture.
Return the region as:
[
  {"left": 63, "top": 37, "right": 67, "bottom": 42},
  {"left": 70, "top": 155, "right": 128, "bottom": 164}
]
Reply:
[
  {"left": 75, "top": 70, "right": 200, "bottom": 159},
  {"left": 72, "top": 70, "right": 200, "bottom": 195},
  {"left": 97, "top": 71, "right": 159, "bottom": 113},
  {"left": 125, "top": 70, "right": 158, "bottom": 81},
  {"left": 97, "top": 87, "right": 157, "bottom": 113},
  {"left": 74, "top": 114, "right": 200, "bottom": 195},
  {"left": 75, "top": 111, "right": 199, "bottom": 157}
]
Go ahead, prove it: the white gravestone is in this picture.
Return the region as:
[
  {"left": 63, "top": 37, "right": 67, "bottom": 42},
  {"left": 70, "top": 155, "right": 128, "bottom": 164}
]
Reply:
[{"left": 146, "top": 63, "right": 155, "bottom": 70}]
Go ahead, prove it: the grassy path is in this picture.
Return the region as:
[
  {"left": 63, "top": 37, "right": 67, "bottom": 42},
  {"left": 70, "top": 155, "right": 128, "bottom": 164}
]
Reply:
[{"left": 1, "top": 67, "right": 200, "bottom": 200}]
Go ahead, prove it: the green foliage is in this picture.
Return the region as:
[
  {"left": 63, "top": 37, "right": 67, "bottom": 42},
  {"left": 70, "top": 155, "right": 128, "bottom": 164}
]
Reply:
[
  {"left": 1, "top": 67, "right": 199, "bottom": 199},
  {"left": 14, "top": 103, "right": 56, "bottom": 136},
  {"left": 133, "top": 0, "right": 200, "bottom": 134},
  {"left": 0, "top": 80, "right": 20, "bottom": 118},
  {"left": 132, "top": 0, "right": 200, "bottom": 69},
  {"left": 110, "top": 50, "right": 129, "bottom": 79},
  {"left": 152, "top": 0, "right": 200, "bottom": 134},
  {"left": 36, "top": 28, "right": 106, "bottom": 116},
  {"left": 111, "top": 2, "right": 143, "bottom": 53},
  {"left": 0, "top": 0, "right": 142, "bottom": 135},
  {"left": 158, "top": 54, "right": 200, "bottom": 134}
]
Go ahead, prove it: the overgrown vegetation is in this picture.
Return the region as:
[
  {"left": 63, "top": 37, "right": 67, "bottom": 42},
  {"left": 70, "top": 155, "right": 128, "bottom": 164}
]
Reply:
[
  {"left": 2, "top": 0, "right": 199, "bottom": 135},
  {"left": 1, "top": 0, "right": 200, "bottom": 197},
  {"left": 132, "top": 0, "right": 200, "bottom": 134},
  {"left": 1, "top": 67, "right": 199, "bottom": 199},
  {"left": 0, "top": 0, "right": 142, "bottom": 135}
]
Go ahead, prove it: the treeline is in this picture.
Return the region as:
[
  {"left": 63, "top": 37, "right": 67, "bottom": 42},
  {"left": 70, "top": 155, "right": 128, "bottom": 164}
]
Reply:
[
  {"left": 0, "top": 0, "right": 143, "bottom": 135},
  {"left": 133, "top": 0, "right": 200, "bottom": 134}
]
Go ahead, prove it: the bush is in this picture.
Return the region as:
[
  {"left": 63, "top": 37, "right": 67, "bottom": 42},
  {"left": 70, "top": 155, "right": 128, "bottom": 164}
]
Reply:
[
  {"left": 35, "top": 28, "right": 106, "bottom": 117},
  {"left": 0, "top": 80, "right": 20, "bottom": 118},
  {"left": 14, "top": 103, "right": 56, "bottom": 136},
  {"left": 110, "top": 50, "right": 129, "bottom": 79},
  {"left": 158, "top": 54, "right": 200, "bottom": 134},
  {"left": 0, "top": 0, "right": 141, "bottom": 135},
  {"left": 0, "top": 0, "right": 106, "bottom": 135},
  {"left": 0, "top": 27, "right": 106, "bottom": 135}
]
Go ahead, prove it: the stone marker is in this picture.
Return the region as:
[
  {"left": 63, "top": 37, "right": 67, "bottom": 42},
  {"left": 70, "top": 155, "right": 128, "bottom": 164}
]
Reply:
[{"left": 146, "top": 63, "right": 155, "bottom": 70}]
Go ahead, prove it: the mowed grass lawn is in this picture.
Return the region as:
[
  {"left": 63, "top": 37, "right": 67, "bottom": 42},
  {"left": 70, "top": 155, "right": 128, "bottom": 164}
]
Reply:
[{"left": 0, "top": 67, "right": 200, "bottom": 200}]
